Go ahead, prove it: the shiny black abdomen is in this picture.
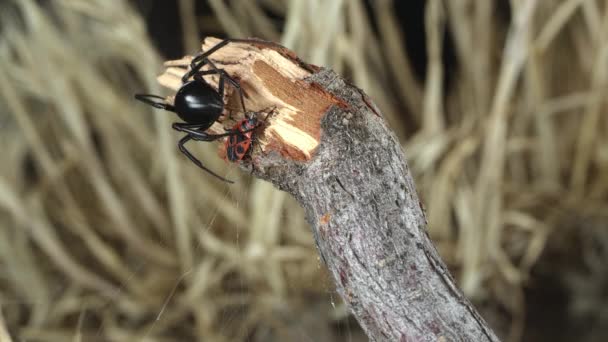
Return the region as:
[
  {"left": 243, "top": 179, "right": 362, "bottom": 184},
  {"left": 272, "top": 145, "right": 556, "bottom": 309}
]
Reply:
[{"left": 173, "top": 80, "right": 223, "bottom": 128}]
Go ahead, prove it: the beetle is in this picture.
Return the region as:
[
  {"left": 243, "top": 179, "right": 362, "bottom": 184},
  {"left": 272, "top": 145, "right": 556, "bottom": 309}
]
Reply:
[
  {"left": 134, "top": 39, "right": 253, "bottom": 183},
  {"left": 224, "top": 107, "right": 276, "bottom": 162},
  {"left": 225, "top": 117, "right": 258, "bottom": 161}
]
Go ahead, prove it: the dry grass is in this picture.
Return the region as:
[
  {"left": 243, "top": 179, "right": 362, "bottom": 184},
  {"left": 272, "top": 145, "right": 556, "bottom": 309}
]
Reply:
[{"left": 0, "top": 0, "right": 607, "bottom": 341}]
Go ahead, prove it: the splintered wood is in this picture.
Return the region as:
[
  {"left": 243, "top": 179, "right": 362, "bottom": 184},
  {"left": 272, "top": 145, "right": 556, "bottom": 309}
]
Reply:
[{"left": 157, "top": 37, "right": 343, "bottom": 161}]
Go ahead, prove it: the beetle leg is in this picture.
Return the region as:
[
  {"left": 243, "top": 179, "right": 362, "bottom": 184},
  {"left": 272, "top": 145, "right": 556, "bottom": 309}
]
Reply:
[{"left": 177, "top": 135, "right": 234, "bottom": 183}]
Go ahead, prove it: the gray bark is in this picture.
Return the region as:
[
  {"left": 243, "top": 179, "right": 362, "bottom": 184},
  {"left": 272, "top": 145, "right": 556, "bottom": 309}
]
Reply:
[{"left": 254, "top": 69, "right": 500, "bottom": 342}]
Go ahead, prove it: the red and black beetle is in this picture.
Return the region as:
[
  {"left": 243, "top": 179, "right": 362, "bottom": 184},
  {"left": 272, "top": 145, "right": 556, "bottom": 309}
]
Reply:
[{"left": 224, "top": 117, "right": 258, "bottom": 161}]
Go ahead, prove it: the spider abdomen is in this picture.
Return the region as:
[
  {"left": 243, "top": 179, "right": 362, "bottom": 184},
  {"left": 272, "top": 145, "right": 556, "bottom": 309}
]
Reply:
[{"left": 174, "top": 80, "right": 224, "bottom": 127}]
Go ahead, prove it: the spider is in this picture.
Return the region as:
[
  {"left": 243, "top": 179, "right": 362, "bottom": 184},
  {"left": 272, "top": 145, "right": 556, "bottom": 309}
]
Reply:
[{"left": 134, "top": 39, "right": 256, "bottom": 183}]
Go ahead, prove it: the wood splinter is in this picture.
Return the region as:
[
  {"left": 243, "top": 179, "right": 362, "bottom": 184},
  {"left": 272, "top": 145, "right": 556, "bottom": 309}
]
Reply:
[{"left": 157, "top": 37, "right": 500, "bottom": 342}]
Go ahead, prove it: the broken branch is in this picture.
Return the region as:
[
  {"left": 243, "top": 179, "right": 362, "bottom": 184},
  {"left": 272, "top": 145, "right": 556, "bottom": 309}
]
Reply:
[{"left": 157, "top": 37, "right": 500, "bottom": 342}]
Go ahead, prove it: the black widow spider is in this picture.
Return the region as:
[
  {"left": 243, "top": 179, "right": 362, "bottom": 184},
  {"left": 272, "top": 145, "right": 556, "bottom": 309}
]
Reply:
[{"left": 134, "top": 39, "right": 256, "bottom": 183}]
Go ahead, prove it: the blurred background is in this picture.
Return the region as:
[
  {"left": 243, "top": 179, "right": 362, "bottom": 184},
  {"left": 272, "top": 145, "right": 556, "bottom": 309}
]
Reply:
[{"left": 0, "top": 0, "right": 607, "bottom": 341}]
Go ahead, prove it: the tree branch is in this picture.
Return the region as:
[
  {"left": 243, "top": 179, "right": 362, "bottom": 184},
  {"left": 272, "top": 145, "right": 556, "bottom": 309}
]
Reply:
[{"left": 157, "top": 37, "right": 500, "bottom": 342}]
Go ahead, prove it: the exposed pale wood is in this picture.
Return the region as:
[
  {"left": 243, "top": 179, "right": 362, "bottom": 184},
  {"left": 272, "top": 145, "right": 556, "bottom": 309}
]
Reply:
[{"left": 0, "top": 310, "right": 13, "bottom": 342}]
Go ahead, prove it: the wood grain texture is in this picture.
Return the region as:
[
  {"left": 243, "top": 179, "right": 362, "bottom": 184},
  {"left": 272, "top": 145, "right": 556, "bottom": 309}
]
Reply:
[{"left": 158, "top": 37, "right": 500, "bottom": 342}]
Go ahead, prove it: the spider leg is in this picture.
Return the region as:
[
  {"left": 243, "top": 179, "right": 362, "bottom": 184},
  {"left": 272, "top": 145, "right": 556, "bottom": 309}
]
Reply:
[
  {"left": 182, "top": 38, "right": 288, "bottom": 82},
  {"left": 177, "top": 135, "right": 234, "bottom": 183},
  {"left": 182, "top": 39, "right": 232, "bottom": 82},
  {"left": 134, "top": 94, "right": 176, "bottom": 112},
  {"left": 192, "top": 66, "right": 247, "bottom": 114},
  {"left": 207, "top": 60, "right": 247, "bottom": 114},
  {"left": 175, "top": 126, "right": 238, "bottom": 141},
  {"left": 172, "top": 122, "right": 229, "bottom": 139},
  {"left": 172, "top": 122, "right": 210, "bottom": 131},
  {"left": 173, "top": 123, "right": 257, "bottom": 141}
]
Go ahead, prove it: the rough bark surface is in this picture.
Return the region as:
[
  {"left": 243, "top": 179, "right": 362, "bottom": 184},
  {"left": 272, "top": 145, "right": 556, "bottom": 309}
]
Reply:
[{"left": 158, "top": 38, "right": 501, "bottom": 342}]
